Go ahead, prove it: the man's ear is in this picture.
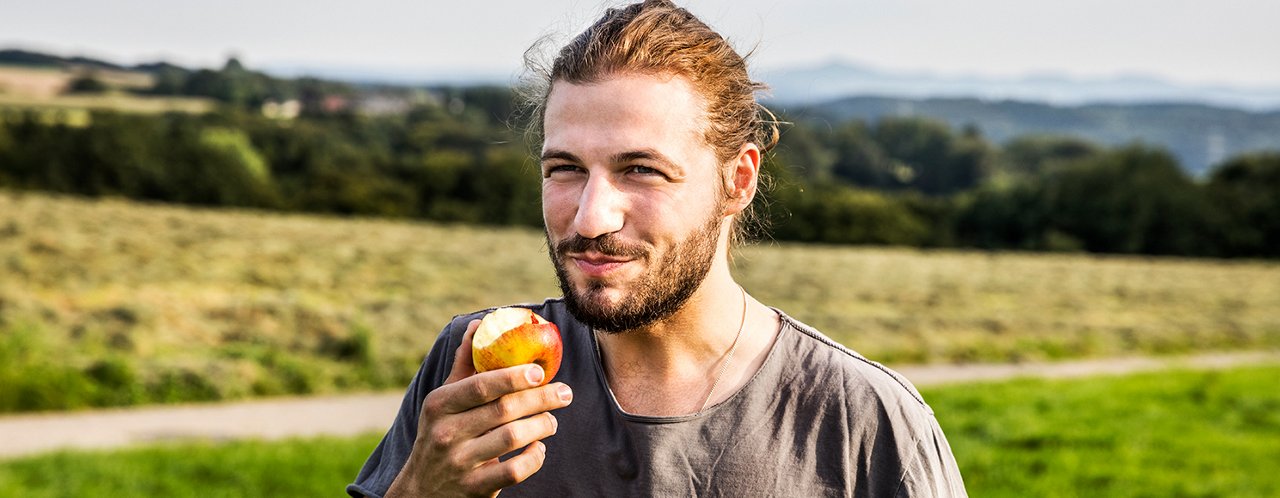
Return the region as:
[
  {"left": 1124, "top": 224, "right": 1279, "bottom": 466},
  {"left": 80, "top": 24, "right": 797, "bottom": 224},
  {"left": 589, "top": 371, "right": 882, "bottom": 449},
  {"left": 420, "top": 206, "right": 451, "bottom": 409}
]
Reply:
[{"left": 723, "top": 142, "right": 761, "bottom": 216}]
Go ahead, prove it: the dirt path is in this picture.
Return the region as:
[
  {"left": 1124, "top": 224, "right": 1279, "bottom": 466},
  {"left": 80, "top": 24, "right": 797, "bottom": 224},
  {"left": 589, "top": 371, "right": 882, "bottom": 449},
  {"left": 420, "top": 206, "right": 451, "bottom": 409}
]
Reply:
[{"left": 2, "top": 351, "right": 1277, "bottom": 460}]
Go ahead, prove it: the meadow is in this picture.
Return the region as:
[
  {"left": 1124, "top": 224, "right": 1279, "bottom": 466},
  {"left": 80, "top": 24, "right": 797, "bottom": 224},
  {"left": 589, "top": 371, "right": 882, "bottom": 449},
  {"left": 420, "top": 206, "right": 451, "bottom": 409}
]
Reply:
[
  {"left": 2, "top": 365, "right": 1276, "bottom": 497},
  {"left": 0, "top": 92, "right": 212, "bottom": 119},
  {"left": 0, "top": 64, "right": 213, "bottom": 121},
  {"left": 2, "top": 191, "right": 1278, "bottom": 412}
]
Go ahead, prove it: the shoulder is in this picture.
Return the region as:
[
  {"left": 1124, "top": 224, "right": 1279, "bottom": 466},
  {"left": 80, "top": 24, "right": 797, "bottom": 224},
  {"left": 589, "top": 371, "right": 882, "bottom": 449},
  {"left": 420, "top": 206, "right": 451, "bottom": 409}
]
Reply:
[
  {"left": 774, "top": 310, "right": 933, "bottom": 417},
  {"left": 770, "top": 310, "right": 968, "bottom": 496}
]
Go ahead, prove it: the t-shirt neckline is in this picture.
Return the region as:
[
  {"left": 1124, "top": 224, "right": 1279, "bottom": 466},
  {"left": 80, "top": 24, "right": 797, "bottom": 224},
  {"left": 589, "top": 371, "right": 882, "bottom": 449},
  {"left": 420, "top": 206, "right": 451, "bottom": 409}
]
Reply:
[{"left": 588, "top": 307, "right": 792, "bottom": 424}]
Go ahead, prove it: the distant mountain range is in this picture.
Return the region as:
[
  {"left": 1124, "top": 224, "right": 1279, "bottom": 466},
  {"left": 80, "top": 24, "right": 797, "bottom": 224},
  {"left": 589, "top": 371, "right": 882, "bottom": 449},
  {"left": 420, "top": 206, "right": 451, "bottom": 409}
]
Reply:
[
  {"left": 9, "top": 47, "right": 1277, "bottom": 111},
  {"left": 761, "top": 61, "right": 1280, "bottom": 112}
]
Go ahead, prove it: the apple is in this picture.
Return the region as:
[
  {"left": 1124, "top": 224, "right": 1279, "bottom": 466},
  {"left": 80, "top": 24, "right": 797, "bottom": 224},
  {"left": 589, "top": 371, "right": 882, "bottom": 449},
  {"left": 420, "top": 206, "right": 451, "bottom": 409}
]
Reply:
[{"left": 472, "top": 307, "right": 563, "bottom": 385}]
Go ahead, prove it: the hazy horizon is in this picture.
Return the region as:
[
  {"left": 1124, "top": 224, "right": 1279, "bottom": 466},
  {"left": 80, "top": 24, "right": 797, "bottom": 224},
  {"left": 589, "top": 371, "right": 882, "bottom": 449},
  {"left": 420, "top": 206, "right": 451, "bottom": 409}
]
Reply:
[{"left": 3, "top": 0, "right": 1279, "bottom": 89}]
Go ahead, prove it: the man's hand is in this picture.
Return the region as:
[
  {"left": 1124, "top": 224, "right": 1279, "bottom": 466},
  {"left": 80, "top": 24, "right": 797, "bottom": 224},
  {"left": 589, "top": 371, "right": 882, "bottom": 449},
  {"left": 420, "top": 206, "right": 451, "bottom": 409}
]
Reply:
[{"left": 385, "top": 319, "right": 574, "bottom": 497}]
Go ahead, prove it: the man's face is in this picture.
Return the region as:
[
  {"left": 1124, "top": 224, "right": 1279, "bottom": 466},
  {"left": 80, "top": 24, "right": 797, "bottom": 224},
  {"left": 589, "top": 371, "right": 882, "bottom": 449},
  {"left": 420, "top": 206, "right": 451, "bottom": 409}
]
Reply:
[{"left": 540, "top": 73, "right": 728, "bottom": 333}]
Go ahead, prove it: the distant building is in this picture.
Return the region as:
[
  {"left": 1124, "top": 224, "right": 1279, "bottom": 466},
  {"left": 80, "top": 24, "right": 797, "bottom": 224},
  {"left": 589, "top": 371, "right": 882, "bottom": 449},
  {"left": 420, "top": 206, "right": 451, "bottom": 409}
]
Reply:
[
  {"left": 356, "top": 89, "right": 444, "bottom": 116},
  {"left": 357, "top": 94, "right": 412, "bottom": 115},
  {"left": 261, "top": 99, "right": 301, "bottom": 119},
  {"left": 322, "top": 95, "right": 349, "bottom": 113}
]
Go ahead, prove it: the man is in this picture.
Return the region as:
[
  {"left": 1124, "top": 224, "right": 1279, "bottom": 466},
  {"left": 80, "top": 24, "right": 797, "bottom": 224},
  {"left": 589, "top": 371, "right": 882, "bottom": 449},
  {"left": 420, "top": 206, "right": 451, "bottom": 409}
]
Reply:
[{"left": 349, "top": 1, "right": 967, "bottom": 496}]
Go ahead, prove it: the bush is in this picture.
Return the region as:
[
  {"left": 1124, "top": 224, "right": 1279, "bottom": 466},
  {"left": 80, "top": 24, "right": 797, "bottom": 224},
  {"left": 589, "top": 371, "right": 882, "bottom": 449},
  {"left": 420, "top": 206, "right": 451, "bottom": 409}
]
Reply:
[
  {"left": 65, "top": 75, "right": 108, "bottom": 94},
  {"left": 772, "top": 184, "right": 930, "bottom": 245},
  {"left": 1206, "top": 152, "right": 1280, "bottom": 257}
]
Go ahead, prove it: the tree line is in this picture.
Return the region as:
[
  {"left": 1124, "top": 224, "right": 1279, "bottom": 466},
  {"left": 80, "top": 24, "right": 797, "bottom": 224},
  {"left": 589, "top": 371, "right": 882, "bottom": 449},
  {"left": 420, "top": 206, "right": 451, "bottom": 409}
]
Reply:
[
  {"left": 1, "top": 88, "right": 1277, "bottom": 259},
  {"left": 764, "top": 116, "right": 1280, "bottom": 258}
]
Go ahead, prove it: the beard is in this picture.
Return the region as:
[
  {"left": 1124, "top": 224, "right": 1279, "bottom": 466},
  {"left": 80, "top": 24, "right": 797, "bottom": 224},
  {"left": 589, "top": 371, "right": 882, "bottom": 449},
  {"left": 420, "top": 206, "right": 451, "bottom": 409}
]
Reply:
[{"left": 547, "top": 208, "right": 723, "bottom": 333}]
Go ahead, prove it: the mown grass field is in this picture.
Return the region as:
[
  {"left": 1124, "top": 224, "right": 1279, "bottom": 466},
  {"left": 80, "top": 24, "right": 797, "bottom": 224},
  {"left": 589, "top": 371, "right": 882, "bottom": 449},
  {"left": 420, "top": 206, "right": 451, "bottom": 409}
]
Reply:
[
  {"left": 0, "top": 92, "right": 213, "bottom": 118},
  {"left": 2, "top": 191, "right": 1278, "bottom": 412},
  {"left": 2, "top": 365, "right": 1276, "bottom": 497},
  {"left": 0, "top": 65, "right": 153, "bottom": 97},
  {"left": 0, "top": 64, "right": 213, "bottom": 119}
]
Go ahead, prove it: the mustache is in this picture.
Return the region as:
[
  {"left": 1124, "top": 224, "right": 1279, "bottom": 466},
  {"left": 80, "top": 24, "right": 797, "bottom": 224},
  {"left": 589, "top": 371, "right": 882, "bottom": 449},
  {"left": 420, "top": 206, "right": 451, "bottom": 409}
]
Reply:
[{"left": 554, "top": 233, "right": 648, "bottom": 259}]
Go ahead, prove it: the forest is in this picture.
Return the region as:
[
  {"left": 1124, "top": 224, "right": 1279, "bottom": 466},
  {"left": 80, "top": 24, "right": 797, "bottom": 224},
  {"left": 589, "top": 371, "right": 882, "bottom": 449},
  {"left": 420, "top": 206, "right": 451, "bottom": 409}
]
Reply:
[{"left": 1, "top": 55, "right": 1277, "bottom": 258}]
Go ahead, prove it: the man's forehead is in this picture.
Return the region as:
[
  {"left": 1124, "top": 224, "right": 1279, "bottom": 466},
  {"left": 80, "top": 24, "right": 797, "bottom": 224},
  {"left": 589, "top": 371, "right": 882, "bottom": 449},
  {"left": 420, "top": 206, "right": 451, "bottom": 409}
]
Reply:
[{"left": 542, "top": 73, "right": 715, "bottom": 157}]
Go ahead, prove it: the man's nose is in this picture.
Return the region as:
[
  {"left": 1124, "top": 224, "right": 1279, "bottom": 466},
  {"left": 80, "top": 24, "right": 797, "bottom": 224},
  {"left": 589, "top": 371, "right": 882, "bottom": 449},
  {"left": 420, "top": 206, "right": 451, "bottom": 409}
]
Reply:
[{"left": 573, "top": 175, "right": 625, "bottom": 239}]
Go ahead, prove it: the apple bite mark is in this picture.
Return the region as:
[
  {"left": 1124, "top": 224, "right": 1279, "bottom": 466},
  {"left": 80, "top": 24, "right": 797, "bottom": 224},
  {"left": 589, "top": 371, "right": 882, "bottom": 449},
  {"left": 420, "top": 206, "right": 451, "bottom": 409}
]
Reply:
[
  {"left": 472, "top": 307, "right": 564, "bottom": 386},
  {"left": 473, "top": 307, "right": 541, "bottom": 349}
]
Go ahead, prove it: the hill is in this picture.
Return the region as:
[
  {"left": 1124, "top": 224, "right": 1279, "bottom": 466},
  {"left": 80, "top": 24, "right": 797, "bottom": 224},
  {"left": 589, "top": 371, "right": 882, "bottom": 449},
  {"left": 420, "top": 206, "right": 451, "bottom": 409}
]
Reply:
[
  {"left": 786, "top": 96, "right": 1280, "bottom": 177},
  {"left": 0, "top": 49, "right": 127, "bottom": 71},
  {"left": 763, "top": 60, "right": 1280, "bottom": 112}
]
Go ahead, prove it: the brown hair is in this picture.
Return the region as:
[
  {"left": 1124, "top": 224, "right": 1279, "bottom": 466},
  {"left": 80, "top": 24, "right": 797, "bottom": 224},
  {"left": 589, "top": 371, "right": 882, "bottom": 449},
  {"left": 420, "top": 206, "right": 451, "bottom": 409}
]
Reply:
[{"left": 523, "top": 0, "right": 779, "bottom": 245}]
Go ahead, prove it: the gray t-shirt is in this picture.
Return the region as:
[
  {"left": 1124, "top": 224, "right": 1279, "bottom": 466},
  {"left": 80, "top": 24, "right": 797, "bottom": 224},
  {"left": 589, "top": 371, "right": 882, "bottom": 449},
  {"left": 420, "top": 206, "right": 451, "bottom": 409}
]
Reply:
[{"left": 348, "top": 298, "right": 967, "bottom": 497}]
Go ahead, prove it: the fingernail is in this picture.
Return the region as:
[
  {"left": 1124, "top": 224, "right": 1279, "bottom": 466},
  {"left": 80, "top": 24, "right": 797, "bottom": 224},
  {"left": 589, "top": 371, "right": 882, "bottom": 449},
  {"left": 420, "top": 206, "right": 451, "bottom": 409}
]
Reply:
[
  {"left": 526, "top": 365, "right": 545, "bottom": 385},
  {"left": 557, "top": 384, "right": 573, "bottom": 402},
  {"left": 549, "top": 414, "right": 558, "bottom": 433}
]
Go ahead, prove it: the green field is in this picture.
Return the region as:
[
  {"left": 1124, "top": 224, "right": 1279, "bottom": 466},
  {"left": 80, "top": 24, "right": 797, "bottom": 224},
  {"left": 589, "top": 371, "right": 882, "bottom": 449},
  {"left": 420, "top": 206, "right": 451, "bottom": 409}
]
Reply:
[
  {"left": 2, "top": 366, "right": 1276, "bottom": 497},
  {"left": 0, "top": 434, "right": 383, "bottom": 497},
  {"left": 927, "top": 366, "right": 1280, "bottom": 497},
  {"left": 2, "top": 191, "right": 1279, "bottom": 412}
]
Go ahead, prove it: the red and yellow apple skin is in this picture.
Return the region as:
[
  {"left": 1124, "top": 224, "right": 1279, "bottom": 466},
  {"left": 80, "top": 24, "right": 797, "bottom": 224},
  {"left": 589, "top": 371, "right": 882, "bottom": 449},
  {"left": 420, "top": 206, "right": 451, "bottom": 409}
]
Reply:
[{"left": 472, "top": 307, "right": 563, "bottom": 385}]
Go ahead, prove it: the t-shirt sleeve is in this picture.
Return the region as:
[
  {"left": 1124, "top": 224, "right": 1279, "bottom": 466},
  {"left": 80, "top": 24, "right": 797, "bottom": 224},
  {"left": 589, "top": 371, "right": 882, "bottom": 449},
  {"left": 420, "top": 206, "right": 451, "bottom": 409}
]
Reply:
[
  {"left": 346, "top": 316, "right": 469, "bottom": 498},
  {"left": 893, "top": 416, "right": 968, "bottom": 498}
]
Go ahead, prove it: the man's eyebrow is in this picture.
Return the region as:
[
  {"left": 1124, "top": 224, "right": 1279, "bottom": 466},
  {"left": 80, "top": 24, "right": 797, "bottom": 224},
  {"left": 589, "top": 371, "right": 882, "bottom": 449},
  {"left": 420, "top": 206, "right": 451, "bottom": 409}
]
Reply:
[
  {"left": 612, "top": 149, "right": 684, "bottom": 176},
  {"left": 540, "top": 149, "right": 581, "bottom": 163}
]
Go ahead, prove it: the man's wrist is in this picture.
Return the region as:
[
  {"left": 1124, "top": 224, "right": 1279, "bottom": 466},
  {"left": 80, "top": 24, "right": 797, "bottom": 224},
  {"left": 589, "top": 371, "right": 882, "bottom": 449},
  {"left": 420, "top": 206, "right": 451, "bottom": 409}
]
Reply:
[{"left": 384, "top": 450, "right": 427, "bottom": 498}]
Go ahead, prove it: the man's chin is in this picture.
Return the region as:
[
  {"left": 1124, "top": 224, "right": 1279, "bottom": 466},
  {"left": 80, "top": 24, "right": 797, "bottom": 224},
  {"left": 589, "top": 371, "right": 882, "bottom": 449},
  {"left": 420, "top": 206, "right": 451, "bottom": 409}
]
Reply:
[
  {"left": 569, "top": 285, "right": 623, "bottom": 313},
  {"left": 562, "top": 285, "right": 642, "bottom": 333}
]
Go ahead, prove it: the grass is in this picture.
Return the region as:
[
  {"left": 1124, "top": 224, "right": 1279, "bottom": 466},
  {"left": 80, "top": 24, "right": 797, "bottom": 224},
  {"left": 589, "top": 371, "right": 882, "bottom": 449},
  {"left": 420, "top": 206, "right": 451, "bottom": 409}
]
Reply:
[
  {"left": 0, "top": 92, "right": 213, "bottom": 116},
  {"left": 0, "top": 433, "right": 384, "bottom": 498},
  {"left": 0, "top": 65, "right": 71, "bottom": 99},
  {"left": 737, "top": 244, "right": 1280, "bottom": 363},
  {"left": 0, "top": 64, "right": 212, "bottom": 116},
  {"left": 1, "top": 366, "right": 1276, "bottom": 497},
  {"left": 0, "top": 65, "right": 154, "bottom": 96},
  {"left": 924, "top": 365, "right": 1280, "bottom": 497},
  {"left": 1, "top": 191, "right": 1278, "bottom": 412}
]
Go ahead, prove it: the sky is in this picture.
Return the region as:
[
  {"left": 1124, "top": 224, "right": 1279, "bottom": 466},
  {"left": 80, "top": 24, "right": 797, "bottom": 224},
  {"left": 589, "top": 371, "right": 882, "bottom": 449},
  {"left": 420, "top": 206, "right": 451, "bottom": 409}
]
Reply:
[{"left": 3, "top": 0, "right": 1279, "bottom": 87}]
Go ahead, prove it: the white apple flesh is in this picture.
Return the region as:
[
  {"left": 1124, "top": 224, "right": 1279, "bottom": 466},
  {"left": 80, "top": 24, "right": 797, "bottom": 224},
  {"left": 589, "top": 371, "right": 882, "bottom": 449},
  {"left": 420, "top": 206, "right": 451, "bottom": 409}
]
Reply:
[{"left": 472, "top": 307, "right": 563, "bottom": 385}]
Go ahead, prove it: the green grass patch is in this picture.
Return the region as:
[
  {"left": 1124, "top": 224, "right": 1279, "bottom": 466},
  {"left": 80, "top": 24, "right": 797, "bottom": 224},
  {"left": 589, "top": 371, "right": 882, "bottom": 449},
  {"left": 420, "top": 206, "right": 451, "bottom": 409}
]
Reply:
[
  {"left": 0, "top": 321, "right": 403, "bottom": 412},
  {"left": 924, "top": 365, "right": 1280, "bottom": 497},
  {"left": 0, "top": 434, "right": 384, "bottom": 498},
  {"left": 2, "top": 367, "right": 1277, "bottom": 496}
]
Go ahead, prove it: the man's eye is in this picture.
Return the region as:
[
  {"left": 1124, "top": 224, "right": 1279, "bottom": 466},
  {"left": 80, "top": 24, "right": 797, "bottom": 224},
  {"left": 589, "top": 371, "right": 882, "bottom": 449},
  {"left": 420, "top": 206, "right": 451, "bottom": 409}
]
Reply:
[
  {"left": 631, "top": 165, "right": 660, "bottom": 175},
  {"left": 545, "top": 165, "right": 581, "bottom": 176}
]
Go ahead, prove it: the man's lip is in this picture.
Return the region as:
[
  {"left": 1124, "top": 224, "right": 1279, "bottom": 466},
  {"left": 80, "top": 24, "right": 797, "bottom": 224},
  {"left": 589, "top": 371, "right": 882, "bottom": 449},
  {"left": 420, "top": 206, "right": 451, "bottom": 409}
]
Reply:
[
  {"left": 568, "top": 252, "right": 633, "bottom": 277},
  {"left": 567, "top": 252, "right": 631, "bottom": 265}
]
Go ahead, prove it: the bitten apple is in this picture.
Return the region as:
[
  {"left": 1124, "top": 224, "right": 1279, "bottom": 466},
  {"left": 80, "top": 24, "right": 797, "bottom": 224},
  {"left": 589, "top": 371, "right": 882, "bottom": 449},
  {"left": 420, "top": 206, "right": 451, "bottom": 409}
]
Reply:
[{"left": 472, "top": 307, "right": 563, "bottom": 385}]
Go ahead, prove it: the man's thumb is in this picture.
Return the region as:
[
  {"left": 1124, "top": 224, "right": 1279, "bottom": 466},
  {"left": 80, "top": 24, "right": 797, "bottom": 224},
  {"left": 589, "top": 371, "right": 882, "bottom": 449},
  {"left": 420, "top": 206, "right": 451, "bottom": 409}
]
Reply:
[{"left": 445, "top": 319, "right": 481, "bottom": 383}]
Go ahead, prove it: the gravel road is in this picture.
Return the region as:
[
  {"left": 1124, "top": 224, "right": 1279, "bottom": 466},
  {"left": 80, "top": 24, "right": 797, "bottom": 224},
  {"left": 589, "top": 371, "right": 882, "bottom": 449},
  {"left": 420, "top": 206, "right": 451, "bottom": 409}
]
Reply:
[{"left": 2, "top": 351, "right": 1277, "bottom": 460}]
